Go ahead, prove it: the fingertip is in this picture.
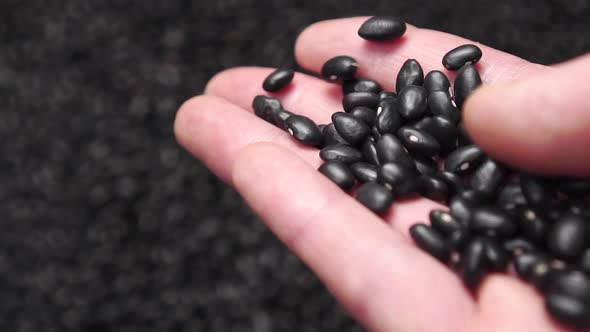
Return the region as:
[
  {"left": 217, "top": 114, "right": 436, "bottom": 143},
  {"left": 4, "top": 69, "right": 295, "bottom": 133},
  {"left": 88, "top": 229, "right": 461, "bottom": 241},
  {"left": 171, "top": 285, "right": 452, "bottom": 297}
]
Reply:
[{"left": 174, "top": 94, "right": 210, "bottom": 149}]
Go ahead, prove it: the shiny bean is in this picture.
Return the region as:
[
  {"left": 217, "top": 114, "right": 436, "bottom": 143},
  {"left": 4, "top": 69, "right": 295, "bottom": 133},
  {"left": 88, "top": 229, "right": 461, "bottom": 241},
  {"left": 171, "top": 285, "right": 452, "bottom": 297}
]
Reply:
[
  {"left": 358, "top": 16, "right": 407, "bottom": 41},
  {"left": 350, "top": 162, "right": 379, "bottom": 183},
  {"left": 318, "top": 161, "right": 355, "bottom": 190},
  {"left": 442, "top": 44, "right": 483, "bottom": 70},
  {"left": 355, "top": 182, "right": 394, "bottom": 214},
  {"left": 343, "top": 92, "right": 380, "bottom": 112},
  {"left": 410, "top": 224, "right": 451, "bottom": 262},
  {"left": 321, "top": 56, "right": 358, "bottom": 82},
  {"left": 397, "top": 127, "right": 440, "bottom": 157},
  {"left": 320, "top": 144, "right": 363, "bottom": 164},
  {"left": 424, "top": 70, "right": 451, "bottom": 94},
  {"left": 263, "top": 68, "right": 294, "bottom": 92},
  {"left": 285, "top": 115, "right": 322, "bottom": 146},
  {"left": 398, "top": 85, "right": 428, "bottom": 120},
  {"left": 332, "top": 112, "right": 370, "bottom": 145},
  {"left": 454, "top": 64, "right": 482, "bottom": 109},
  {"left": 396, "top": 59, "right": 424, "bottom": 93}
]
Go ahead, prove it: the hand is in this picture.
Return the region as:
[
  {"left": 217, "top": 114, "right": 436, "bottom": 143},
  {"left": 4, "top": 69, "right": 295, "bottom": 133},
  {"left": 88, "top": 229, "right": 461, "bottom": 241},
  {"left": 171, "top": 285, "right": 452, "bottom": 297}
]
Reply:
[{"left": 175, "top": 17, "right": 590, "bottom": 332}]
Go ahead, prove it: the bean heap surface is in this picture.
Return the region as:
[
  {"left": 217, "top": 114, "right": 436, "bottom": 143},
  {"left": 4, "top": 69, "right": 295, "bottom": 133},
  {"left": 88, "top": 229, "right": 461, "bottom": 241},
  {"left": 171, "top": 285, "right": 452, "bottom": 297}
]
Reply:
[{"left": 251, "top": 15, "right": 590, "bottom": 328}]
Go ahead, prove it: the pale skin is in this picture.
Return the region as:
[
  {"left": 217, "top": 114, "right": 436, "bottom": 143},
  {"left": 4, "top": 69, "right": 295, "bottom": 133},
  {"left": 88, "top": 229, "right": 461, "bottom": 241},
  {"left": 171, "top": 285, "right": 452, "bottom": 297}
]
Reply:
[{"left": 175, "top": 17, "right": 590, "bottom": 332}]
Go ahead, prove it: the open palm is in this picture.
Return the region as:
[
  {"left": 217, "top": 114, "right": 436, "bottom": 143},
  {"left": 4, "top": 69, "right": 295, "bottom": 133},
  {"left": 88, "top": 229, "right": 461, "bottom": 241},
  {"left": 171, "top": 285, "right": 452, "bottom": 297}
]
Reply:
[{"left": 174, "top": 17, "right": 577, "bottom": 332}]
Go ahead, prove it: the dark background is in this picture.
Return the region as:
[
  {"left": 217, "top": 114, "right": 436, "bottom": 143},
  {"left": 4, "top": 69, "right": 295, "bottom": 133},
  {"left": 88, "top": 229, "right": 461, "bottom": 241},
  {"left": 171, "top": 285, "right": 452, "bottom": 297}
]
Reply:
[{"left": 1, "top": 1, "right": 589, "bottom": 331}]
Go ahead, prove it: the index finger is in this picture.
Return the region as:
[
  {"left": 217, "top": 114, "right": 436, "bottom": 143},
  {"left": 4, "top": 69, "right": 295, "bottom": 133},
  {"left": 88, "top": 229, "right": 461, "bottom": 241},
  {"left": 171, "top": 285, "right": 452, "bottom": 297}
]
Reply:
[{"left": 295, "top": 17, "right": 547, "bottom": 89}]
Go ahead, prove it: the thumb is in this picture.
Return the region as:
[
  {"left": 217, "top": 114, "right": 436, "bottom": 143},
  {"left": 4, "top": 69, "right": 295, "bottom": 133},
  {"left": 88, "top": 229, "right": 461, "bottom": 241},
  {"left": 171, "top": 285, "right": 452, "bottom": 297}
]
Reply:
[{"left": 463, "top": 53, "right": 590, "bottom": 176}]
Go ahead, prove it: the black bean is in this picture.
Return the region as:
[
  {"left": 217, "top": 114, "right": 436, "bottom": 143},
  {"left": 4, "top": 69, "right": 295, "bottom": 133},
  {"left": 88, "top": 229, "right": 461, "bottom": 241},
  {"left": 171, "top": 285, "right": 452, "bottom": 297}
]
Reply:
[
  {"left": 361, "top": 139, "right": 380, "bottom": 165},
  {"left": 414, "top": 116, "right": 458, "bottom": 154},
  {"left": 410, "top": 224, "right": 451, "bottom": 262},
  {"left": 546, "top": 291, "right": 590, "bottom": 327},
  {"left": 343, "top": 92, "right": 380, "bottom": 112},
  {"left": 332, "top": 112, "right": 370, "bottom": 145},
  {"left": 456, "top": 122, "right": 473, "bottom": 147},
  {"left": 349, "top": 106, "right": 377, "bottom": 126},
  {"left": 569, "top": 200, "right": 590, "bottom": 219},
  {"left": 379, "top": 91, "right": 397, "bottom": 102},
  {"left": 461, "top": 238, "right": 487, "bottom": 289},
  {"left": 442, "top": 44, "right": 483, "bottom": 70},
  {"left": 358, "top": 16, "right": 407, "bottom": 41},
  {"left": 375, "top": 134, "right": 413, "bottom": 168},
  {"left": 437, "top": 171, "right": 465, "bottom": 196},
  {"left": 371, "top": 126, "right": 383, "bottom": 141},
  {"left": 428, "top": 91, "right": 460, "bottom": 124},
  {"left": 396, "top": 59, "right": 424, "bottom": 93},
  {"left": 470, "top": 206, "right": 517, "bottom": 238},
  {"left": 322, "top": 123, "right": 348, "bottom": 146},
  {"left": 550, "top": 271, "right": 590, "bottom": 302},
  {"left": 444, "top": 145, "right": 485, "bottom": 174},
  {"left": 318, "top": 161, "right": 355, "bottom": 190},
  {"left": 548, "top": 213, "right": 589, "bottom": 260},
  {"left": 430, "top": 209, "right": 462, "bottom": 235},
  {"left": 556, "top": 178, "right": 590, "bottom": 197},
  {"left": 355, "top": 182, "right": 394, "bottom": 214},
  {"left": 398, "top": 85, "right": 428, "bottom": 120},
  {"left": 504, "top": 238, "right": 538, "bottom": 257},
  {"left": 449, "top": 228, "right": 472, "bottom": 251},
  {"left": 274, "top": 109, "right": 294, "bottom": 131},
  {"left": 497, "top": 182, "right": 528, "bottom": 211},
  {"left": 343, "top": 78, "right": 382, "bottom": 94},
  {"left": 520, "top": 174, "right": 554, "bottom": 208},
  {"left": 397, "top": 127, "right": 440, "bottom": 157},
  {"left": 263, "top": 68, "right": 294, "bottom": 92},
  {"left": 252, "top": 95, "right": 283, "bottom": 124},
  {"left": 483, "top": 238, "right": 510, "bottom": 272},
  {"left": 581, "top": 249, "right": 590, "bottom": 273},
  {"left": 530, "top": 260, "right": 565, "bottom": 293},
  {"left": 361, "top": 139, "right": 380, "bottom": 166},
  {"left": 285, "top": 115, "right": 322, "bottom": 146},
  {"left": 514, "top": 252, "right": 545, "bottom": 280},
  {"left": 517, "top": 207, "right": 549, "bottom": 244},
  {"left": 320, "top": 144, "right": 363, "bottom": 164},
  {"left": 424, "top": 70, "right": 451, "bottom": 95},
  {"left": 350, "top": 162, "right": 379, "bottom": 183},
  {"left": 419, "top": 175, "right": 450, "bottom": 202},
  {"left": 378, "top": 163, "right": 419, "bottom": 197},
  {"left": 454, "top": 64, "right": 482, "bottom": 109},
  {"left": 321, "top": 56, "right": 358, "bottom": 82},
  {"left": 458, "top": 189, "right": 487, "bottom": 204},
  {"left": 470, "top": 159, "right": 507, "bottom": 198},
  {"left": 449, "top": 192, "right": 480, "bottom": 226},
  {"left": 414, "top": 156, "right": 438, "bottom": 176},
  {"left": 376, "top": 99, "right": 402, "bottom": 135}
]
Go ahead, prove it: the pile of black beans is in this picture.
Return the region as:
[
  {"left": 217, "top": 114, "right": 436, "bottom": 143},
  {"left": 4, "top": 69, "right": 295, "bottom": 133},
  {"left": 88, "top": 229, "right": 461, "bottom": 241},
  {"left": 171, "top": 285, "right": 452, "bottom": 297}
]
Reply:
[{"left": 252, "top": 16, "right": 590, "bottom": 328}]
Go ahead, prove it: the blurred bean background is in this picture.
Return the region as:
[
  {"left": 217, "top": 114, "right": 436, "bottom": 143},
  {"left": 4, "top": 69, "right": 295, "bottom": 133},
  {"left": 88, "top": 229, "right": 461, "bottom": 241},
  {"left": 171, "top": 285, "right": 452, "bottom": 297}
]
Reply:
[{"left": 1, "top": 1, "right": 589, "bottom": 331}]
